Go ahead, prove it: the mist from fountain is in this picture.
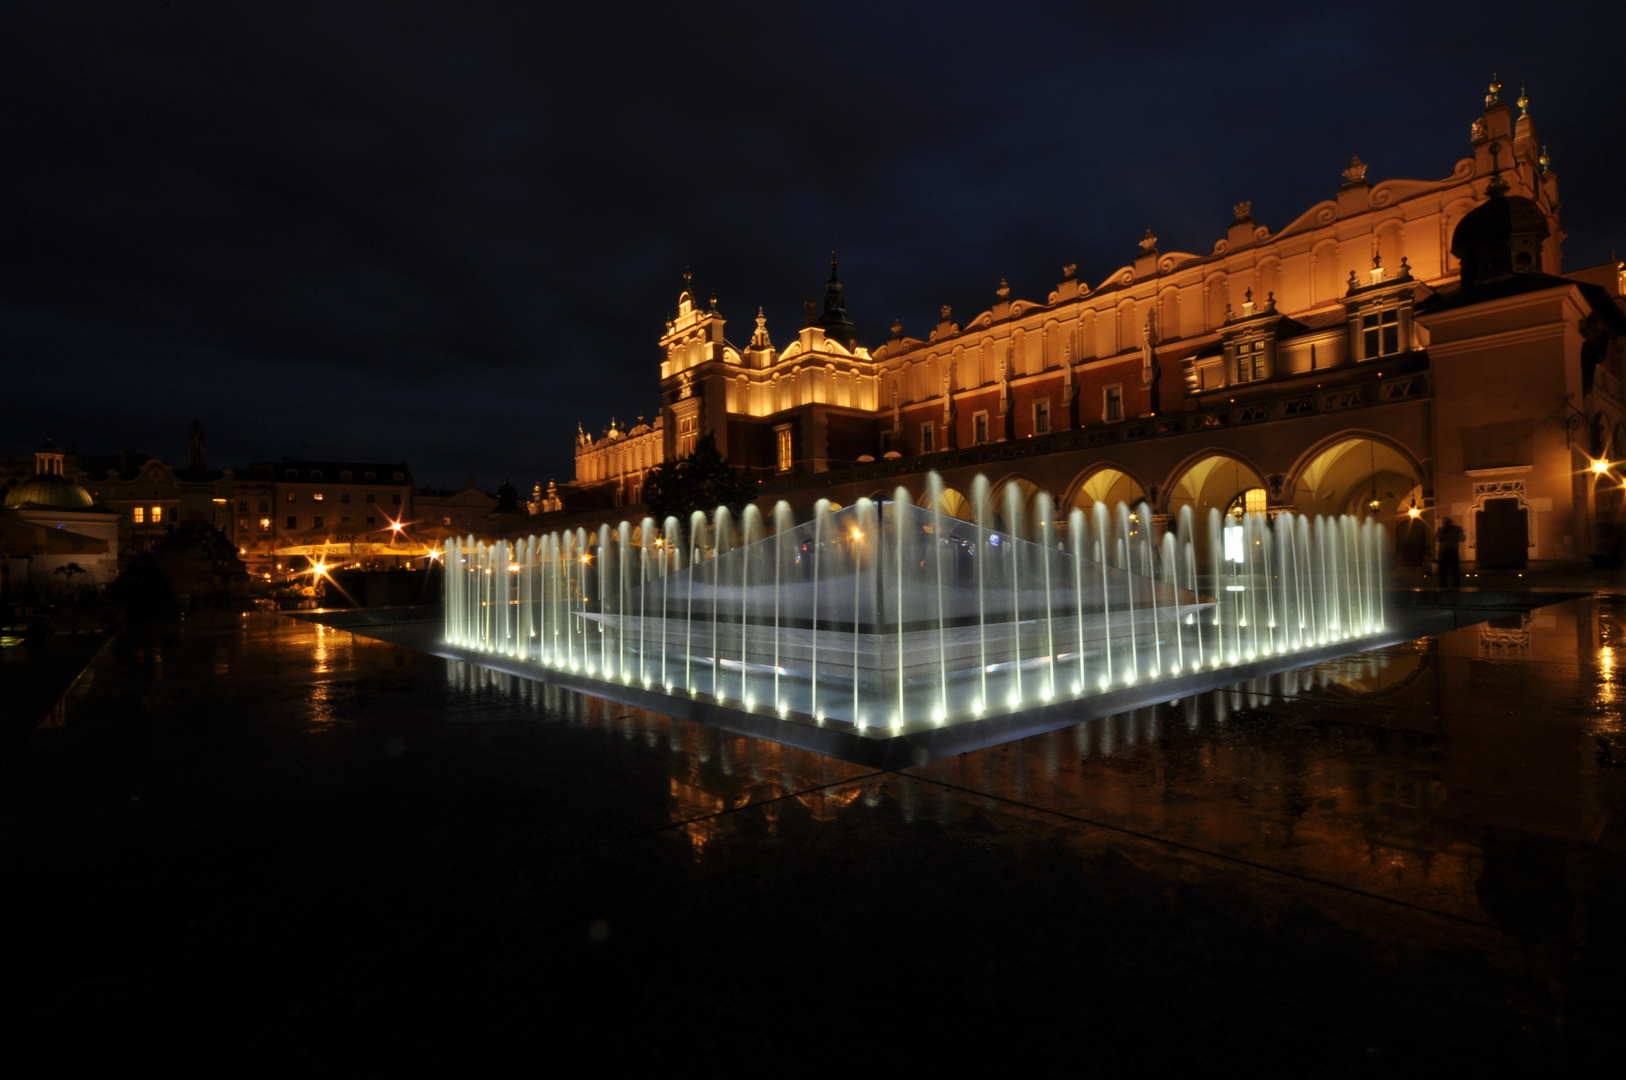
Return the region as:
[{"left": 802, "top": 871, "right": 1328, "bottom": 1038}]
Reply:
[{"left": 444, "top": 469, "right": 1388, "bottom": 736}]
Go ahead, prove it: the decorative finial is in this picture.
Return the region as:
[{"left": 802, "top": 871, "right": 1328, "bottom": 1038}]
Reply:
[
  {"left": 1486, "top": 72, "right": 1502, "bottom": 108},
  {"left": 682, "top": 267, "right": 692, "bottom": 285},
  {"left": 830, "top": 249, "right": 839, "bottom": 278},
  {"left": 1346, "top": 269, "right": 1359, "bottom": 295},
  {"left": 995, "top": 278, "right": 1010, "bottom": 300},
  {"left": 1342, "top": 155, "right": 1368, "bottom": 185},
  {"left": 1138, "top": 228, "right": 1158, "bottom": 253},
  {"left": 1244, "top": 287, "right": 1253, "bottom": 303},
  {"left": 1517, "top": 86, "right": 1529, "bottom": 117},
  {"left": 1539, "top": 144, "right": 1551, "bottom": 174},
  {"left": 1062, "top": 263, "right": 1076, "bottom": 280},
  {"left": 891, "top": 318, "right": 903, "bottom": 337},
  {"left": 1486, "top": 141, "right": 1510, "bottom": 197},
  {"left": 1232, "top": 200, "right": 1252, "bottom": 221},
  {"left": 1372, "top": 240, "right": 1382, "bottom": 270},
  {"left": 939, "top": 304, "right": 952, "bottom": 322}
]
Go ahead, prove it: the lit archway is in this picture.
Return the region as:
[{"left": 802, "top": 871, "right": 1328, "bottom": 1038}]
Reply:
[
  {"left": 917, "top": 486, "right": 973, "bottom": 522},
  {"left": 988, "top": 475, "right": 1044, "bottom": 539},
  {"left": 1290, "top": 436, "right": 1425, "bottom": 564},
  {"left": 1065, "top": 467, "right": 1147, "bottom": 515},
  {"left": 1167, "top": 455, "right": 1266, "bottom": 522}
]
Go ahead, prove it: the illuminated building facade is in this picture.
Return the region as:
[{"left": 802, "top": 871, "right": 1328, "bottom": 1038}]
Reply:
[{"left": 564, "top": 80, "right": 1624, "bottom": 570}]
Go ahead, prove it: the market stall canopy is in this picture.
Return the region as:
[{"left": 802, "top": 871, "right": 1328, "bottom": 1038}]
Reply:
[
  {"left": 272, "top": 520, "right": 432, "bottom": 559},
  {"left": 0, "top": 514, "right": 110, "bottom": 557}
]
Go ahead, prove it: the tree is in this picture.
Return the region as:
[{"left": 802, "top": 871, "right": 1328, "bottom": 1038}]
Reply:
[
  {"left": 53, "top": 562, "right": 87, "bottom": 589},
  {"left": 642, "top": 432, "right": 757, "bottom": 525}
]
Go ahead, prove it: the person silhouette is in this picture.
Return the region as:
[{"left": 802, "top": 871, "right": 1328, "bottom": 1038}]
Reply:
[{"left": 1437, "top": 516, "right": 1465, "bottom": 588}]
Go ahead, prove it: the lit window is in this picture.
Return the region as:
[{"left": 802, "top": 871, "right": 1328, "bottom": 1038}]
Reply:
[
  {"left": 1033, "top": 400, "right": 1050, "bottom": 435},
  {"left": 920, "top": 421, "right": 935, "bottom": 453},
  {"left": 1235, "top": 339, "right": 1267, "bottom": 383},
  {"left": 152, "top": 506, "right": 163, "bottom": 522},
  {"left": 286, "top": 491, "right": 296, "bottom": 502},
  {"left": 313, "top": 492, "right": 324, "bottom": 501},
  {"left": 443, "top": 516, "right": 452, "bottom": 525},
  {"left": 1104, "top": 388, "right": 1123, "bottom": 422},
  {"left": 973, "top": 412, "right": 989, "bottom": 444},
  {"left": 238, "top": 517, "right": 248, "bottom": 532},
  {"left": 776, "top": 428, "right": 792, "bottom": 472},
  {"left": 260, "top": 518, "right": 271, "bottom": 532},
  {"left": 1363, "top": 309, "right": 1400, "bottom": 358},
  {"left": 132, "top": 507, "right": 145, "bottom": 523}
]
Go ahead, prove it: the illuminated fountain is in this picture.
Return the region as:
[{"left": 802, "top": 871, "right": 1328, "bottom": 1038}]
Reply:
[{"left": 443, "top": 470, "right": 1388, "bottom": 762}]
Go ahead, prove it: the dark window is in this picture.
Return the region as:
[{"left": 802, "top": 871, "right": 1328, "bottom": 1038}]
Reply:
[
  {"left": 1105, "top": 388, "right": 1123, "bottom": 422},
  {"left": 365, "top": 471, "right": 376, "bottom": 481},
  {"left": 258, "top": 499, "right": 269, "bottom": 512},
  {"left": 1363, "top": 309, "right": 1400, "bottom": 358},
  {"left": 286, "top": 515, "right": 297, "bottom": 529},
  {"left": 921, "top": 422, "right": 935, "bottom": 453},
  {"left": 391, "top": 493, "right": 402, "bottom": 504},
  {"left": 341, "top": 492, "right": 351, "bottom": 504},
  {"left": 366, "top": 515, "right": 376, "bottom": 525},
  {"left": 1034, "top": 400, "right": 1050, "bottom": 435},
  {"left": 1235, "top": 340, "right": 1266, "bottom": 383},
  {"left": 313, "top": 515, "right": 324, "bottom": 528},
  {"left": 365, "top": 493, "right": 375, "bottom": 503},
  {"left": 237, "top": 499, "right": 248, "bottom": 511},
  {"left": 973, "top": 413, "right": 989, "bottom": 444}
]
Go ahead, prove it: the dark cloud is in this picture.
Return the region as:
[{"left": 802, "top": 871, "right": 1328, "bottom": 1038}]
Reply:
[{"left": 3, "top": 0, "right": 1622, "bottom": 488}]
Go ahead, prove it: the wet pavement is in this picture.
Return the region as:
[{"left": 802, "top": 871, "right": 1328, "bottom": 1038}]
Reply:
[{"left": 4, "top": 597, "right": 1624, "bottom": 1071}]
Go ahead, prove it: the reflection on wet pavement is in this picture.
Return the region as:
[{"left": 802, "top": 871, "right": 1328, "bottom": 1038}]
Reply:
[{"left": 6, "top": 597, "right": 1624, "bottom": 1066}]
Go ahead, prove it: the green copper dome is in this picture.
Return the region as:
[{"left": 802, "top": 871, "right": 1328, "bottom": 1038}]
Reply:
[{"left": 4, "top": 472, "right": 95, "bottom": 510}]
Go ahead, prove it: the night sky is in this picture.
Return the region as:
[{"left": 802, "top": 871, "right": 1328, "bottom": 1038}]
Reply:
[{"left": 5, "top": 1, "right": 1623, "bottom": 490}]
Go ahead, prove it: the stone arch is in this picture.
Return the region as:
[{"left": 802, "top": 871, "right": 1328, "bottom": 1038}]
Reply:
[
  {"left": 1164, "top": 452, "right": 1268, "bottom": 546},
  {"left": 1062, "top": 464, "right": 1148, "bottom": 515},
  {"left": 1078, "top": 309, "right": 1098, "bottom": 360},
  {"left": 1374, "top": 216, "right": 1405, "bottom": 275},
  {"left": 1156, "top": 285, "right": 1181, "bottom": 342},
  {"left": 1311, "top": 238, "right": 1341, "bottom": 306},
  {"left": 1255, "top": 256, "right": 1282, "bottom": 308},
  {"left": 1116, "top": 297, "right": 1138, "bottom": 354},
  {"left": 1203, "top": 272, "right": 1228, "bottom": 330},
  {"left": 1288, "top": 431, "right": 1427, "bottom": 565},
  {"left": 916, "top": 486, "right": 973, "bottom": 522},
  {"left": 988, "top": 473, "right": 1047, "bottom": 539}
]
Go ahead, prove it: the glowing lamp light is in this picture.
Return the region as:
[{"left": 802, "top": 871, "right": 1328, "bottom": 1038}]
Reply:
[
  {"left": 1407, "top": 505, "right": 1422, "bottom": 520},
  {"left": 1592, "top": 458, "right": 1611, "bottom": 475}
]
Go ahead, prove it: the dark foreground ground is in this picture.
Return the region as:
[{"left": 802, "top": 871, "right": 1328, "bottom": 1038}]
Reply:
[{"left": 3, "top": 598, "right": 1624, "bottom": 1073}]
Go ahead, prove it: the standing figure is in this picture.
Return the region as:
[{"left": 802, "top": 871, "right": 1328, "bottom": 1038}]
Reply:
[{"left": 1437, "top": 517, "right": 1465, "bottom": 587}]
